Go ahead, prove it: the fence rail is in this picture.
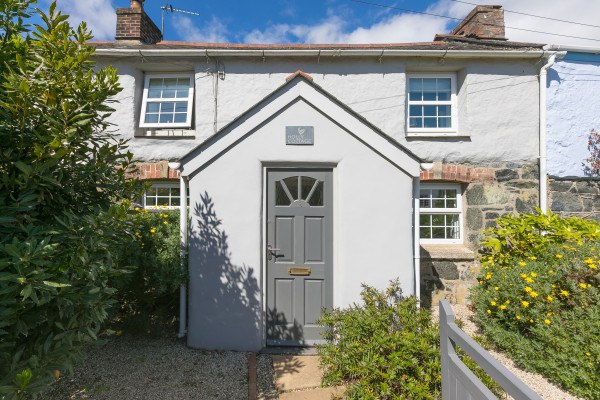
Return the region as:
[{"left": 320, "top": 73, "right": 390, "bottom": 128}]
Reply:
[{"left": 439, "top": 300, "right": 544, "bottom": 400}]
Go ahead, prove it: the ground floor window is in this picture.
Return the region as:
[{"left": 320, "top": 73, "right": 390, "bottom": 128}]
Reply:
[
  {"left": 143, "top": 182, "right": 189, "bottom": 210},
  {"left": 419, "top": 183, "right": 462, "bottom": 244}
]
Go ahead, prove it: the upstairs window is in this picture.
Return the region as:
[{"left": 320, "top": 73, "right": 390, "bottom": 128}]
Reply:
[
  {"left": 407, "top": 74, "right": 457, "bottom": 135},
  {"left": 419, "top": 184, "right": 462, "bottom": 244},
  {"left": 140, "top": 74, "right": 194, "bottom": 129}
]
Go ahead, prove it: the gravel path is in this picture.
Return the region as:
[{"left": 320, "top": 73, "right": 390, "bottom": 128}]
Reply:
[
  {"left": 40, "top": 335, "right": 249, "bottom": 400},
  {"left": 435, "top": 304, "right": 584, "bottom": 400}
]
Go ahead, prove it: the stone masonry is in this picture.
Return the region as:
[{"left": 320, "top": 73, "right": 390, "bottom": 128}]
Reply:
[
  {"left": 548, "top": 177, "right": 600, "bottom": 222},
  {"left": 420, "top": 162, "right": 539, "bottom": 307}
]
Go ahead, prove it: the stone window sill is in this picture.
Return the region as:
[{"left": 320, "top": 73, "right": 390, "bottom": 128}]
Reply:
[{"left": 420, "top": 244, "right": 475, "bottom": 261}]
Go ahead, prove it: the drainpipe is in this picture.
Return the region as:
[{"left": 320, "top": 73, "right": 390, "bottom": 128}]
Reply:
[
  {"left": 170, "top": 162, "right": 188, "bottom": 339},
  {"left": 413, "top": 176, "right": 421, "bottom": 303},
  {"left": 539, "top": 52, "right": 561, "bottom": 214}
]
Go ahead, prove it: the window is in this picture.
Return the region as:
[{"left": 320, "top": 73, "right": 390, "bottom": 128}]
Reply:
[
  {"left": 143, "top": 183, "right": 189, "bottom": 210},
  {"left": 407, "top": 74, "right": 457, "bottom": 135},
  {"left": 140, "top": 74, "right": 194, "bottom": 129},
  {"left": 419, "top": 184, "right": 462, "bottom": 244}
]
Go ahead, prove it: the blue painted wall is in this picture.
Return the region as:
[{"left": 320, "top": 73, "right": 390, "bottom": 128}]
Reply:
[{"left": 547, "top": 52, "right": 600, "bottom": 177}]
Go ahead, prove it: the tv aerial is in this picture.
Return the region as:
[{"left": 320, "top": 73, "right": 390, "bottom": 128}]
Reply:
[{"left": 161, "top": 3, "right": 201, "bottom": 39}]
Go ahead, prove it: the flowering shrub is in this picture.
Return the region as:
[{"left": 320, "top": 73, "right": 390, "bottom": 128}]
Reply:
[
  {"left": 112, "top": 208, "right": 187, "bottom": 331},
  {"left": 472, "top": 212, "right": 600, "bottom": 399},
  {"left": 317, "top": 280, "right": 503, "bottom": 399}
]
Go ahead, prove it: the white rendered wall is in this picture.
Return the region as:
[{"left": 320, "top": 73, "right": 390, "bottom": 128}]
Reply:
[
  {"left": 98, "top": 56, "right": 540, "bottom": 164},
  {"left": 186, "top": 99, "right": 414, "bottom": 351},
  {"left": 547, "top": 58, "right": 600, "bottom": 177}
]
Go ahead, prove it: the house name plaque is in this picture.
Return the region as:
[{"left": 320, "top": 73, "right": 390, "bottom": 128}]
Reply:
[{"left": 286, "top": 126, "right": 314, "bottom": 145}]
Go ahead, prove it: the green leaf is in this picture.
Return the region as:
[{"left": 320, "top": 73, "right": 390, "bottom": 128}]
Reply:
[{"left": 43, "top": 281, "right": 71, "bottom": 288}]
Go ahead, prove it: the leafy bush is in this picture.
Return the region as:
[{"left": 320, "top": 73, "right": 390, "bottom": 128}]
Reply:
[
  {"left": 0, "top": 2, "right": 138, "bottom": 398},
  {"left": 317, "top": 280, "right": 503, "bottom": 399},
  {"left": 472, "top": 212, "right": 600, "bottom": 399},
  {"left": 112, "top": 208, "right": 186, "bottom": 333}
]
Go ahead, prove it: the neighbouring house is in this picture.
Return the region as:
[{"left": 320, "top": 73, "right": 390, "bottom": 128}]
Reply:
[
  {"left": 545, "top": 45, "right": 600, "bottom": 218},
  {"left": 92, "top": 1, "right": 559, "bottom": 351}
]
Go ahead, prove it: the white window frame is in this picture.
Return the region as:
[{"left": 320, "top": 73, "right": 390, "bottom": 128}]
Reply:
[
  {"left": 139, "top": 73, "right": 194, "bottom": 129},
  {"left": 406, "top": 73, "right": 457, "bottom": 136},
  {"left": 419, "top": 183, "right": 463, "bottom": 244},
  {"left": 143, "top": 182, "right": 189, "bottom": 210}
]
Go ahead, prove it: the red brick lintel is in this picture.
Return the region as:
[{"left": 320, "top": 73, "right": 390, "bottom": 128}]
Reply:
[{"left": 420, "top": 163, "right": 494, "bottom": 183}]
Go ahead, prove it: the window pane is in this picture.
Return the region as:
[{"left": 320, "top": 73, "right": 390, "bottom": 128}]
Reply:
[
  {"left": 420, "top": 198, "right": 431, "bottom": 208},
  {"left": 446, "top": 189, "right": 457, "bottom": 198},
  {"left": 157, "top": 187, "right": 169, "bottom": 196},
  {"left": 420, "top": 227, "right": 431, "bottom": 239},
  {"left": 423, "top": 79, "right": 437, "bottom": 101},
  {"left": 275, "top": 181, "right": 291, "bottom": 206},
  {"left": 163, "top": 78, "right": 177, "bottom": 98},
  {"left": 147, "top": 103, "right": 160, "bottom": 113},
  {"left": 424, "top": 118, "right": 437, "bottom": 128},
  {"left": 161, "top": 102, "right": 175, "bottom": 113},
  {"left": 447, "top": 214, "right": 459, "bottom": 226},
  {"left": 432, "top": 189, "right": 445, "bottom": 198},
  {"left": 159, "top": 114, "right": 173, "bottom": 123},
  {"left": 446, "top": 199, "right": 457, "bottom": 208},
  {"left": 409, "top": 105, "right": 422, "bottom": 117},
  {"left": 157, "top": 197, "right": 169, "bottom": 206},
  {"left": 447, "top": 226, "right": 460, "bottom": 239},
  {"left": 174, "top": 113, "right": 187, "bottom": 123},
  {"left": 175, "top": 102, "right": 188, "bottom": 112},
  {"left": 301, "top": 176, "right": 316, "bottom": 200},
  {"left": 145, "top": 113, "right": 158, "bottom": 124},
  {"left": 308, "top": 181, "right": 324, "bottom": 206},
  {"left": 146, "top": 197, "right": 156, "bottom": 206},
  {"left": 409, "top": 117, "right": 422, "bottom": 128},
  {"left": 438, "top": 105, "right": 451, "bottom": 116},
  {"left": 434, "top": 199, "right": 445, "bottom": 208},
  {"left": 432, "top": 227, "right": 445, "bottom": 238},
  {"left": 437, "top": 78, "right": 451, "bottom": 101},
  {"left": 409, "top": 78, "right": 422, "bottom": 101},
  {"left": 148, "top": 78, "right": 162, "bottom": 98},
  {"left": 423, "top": 105, "right": 437, "bottom": 117},
  {"left": 283, "top": 177, "right": 299, "bottom": 200},
  {"left": 420, "top": 214, "right": 431, "bottom": 225},
  {"left": 432, "top": 214, "right": 445, "bottom": 226},
  {"left": 147, "top": 188, "right": 156, "bottom": 196},
  {"left": 171, "top": 188, "right": 180, "bottom": 196},
  {"left": 172, "top": 197, "right": 180, "bottom": 206},
  {"left": 438, "top": 117, "right": 451, "bottom": 128}
]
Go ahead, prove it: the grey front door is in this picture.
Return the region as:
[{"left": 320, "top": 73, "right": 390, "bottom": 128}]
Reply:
[{"left": 266, "top": 169, "right": 333, "bottom": 346}]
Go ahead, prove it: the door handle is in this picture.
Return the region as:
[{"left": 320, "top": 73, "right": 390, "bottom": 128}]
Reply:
[{"left": 267, "top": 245, "right": 280, "bottom": 261}]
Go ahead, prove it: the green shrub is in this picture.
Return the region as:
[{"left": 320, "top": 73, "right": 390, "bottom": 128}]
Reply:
[
  {"left": 472, "top": 212, "right": 600, "bottom": 399},
  {"left": 112, "top": 208, "right": 186, "bottom": 333},
  {"left": 317, "top": 280, "right": 503, "bottom": 399}
]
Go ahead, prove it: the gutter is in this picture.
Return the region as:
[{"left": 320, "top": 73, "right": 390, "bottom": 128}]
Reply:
[
  {"left": 544, "top": 44, "right": 600, "bottom": 54},
  {"left": 413, "top": 177, "right": 421, "bottom": 304},
  {"left": 93, "top": 48, "right": 544, "bottom": 59},
  {"left": 538, "top": 51, "right": 566, "bottom": 214}
]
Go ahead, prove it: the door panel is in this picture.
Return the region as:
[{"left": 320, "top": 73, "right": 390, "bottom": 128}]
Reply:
[{"left": 266, "top": 169, "right": 333, "bottom": 346}]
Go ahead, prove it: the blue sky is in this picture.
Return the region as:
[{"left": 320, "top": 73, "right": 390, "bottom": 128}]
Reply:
[{"left": 36, "top": 0, "right": 600, "bottom": 47}]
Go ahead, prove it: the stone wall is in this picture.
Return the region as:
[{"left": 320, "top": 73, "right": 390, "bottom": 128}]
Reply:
[
  {"left": 420, "top": 161, "right": 539, "bottom": 307},
  {"left": 549, "top": 177, "right": 600, "bottom": 222}
]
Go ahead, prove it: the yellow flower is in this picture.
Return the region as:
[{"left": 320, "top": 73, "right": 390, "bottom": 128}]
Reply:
[
  {"left": 530, "top": 319, "right": 534, "bottom": 323},
  {"left": 555, "top": 254, "right": 563, "bottom": 258},
  {"left": 530, "top": 292, "right": 538, "bottom": 298},
  {"left": 530, "top": 272, "right": 537, "bottom": 277},
  {"left": 487, "top": 309, "right": 491, "bottom": 314},
  {"left": 579, "top": 283, "right": 587, "bottom": 289},
  {"left": 547, "top": 295, "right": 553, "bottom": 302},
  {"left": 585, "top": 258, "right": 594, "bottom": 264},
  {"left": 486, "top": 274, "right": 491, "bottom": 280},
  {"left": 505, "top": 300, "right": 510, "bottom": 304},
  {"left": 525, "top": 287, "right": 532, "bottom": 292},
  {"left": 552, "top": 284, "right": 556, "bottom": 288},
  {"left": 500, "top": 305, "right": 506, "bottom": 310},
  {"left": 163, "top": 221, "right": 168, "bottom": 224},
  {"left": 590, "top": 265, "right": 597, "bottom": 269},
  {"left": 544, "top": 319, "right": 551, "bottom": 325},
  {"left": 519, "top": 261, "right": 526, "bottom": 266},
  {"left": 547, "top": 313, "right": 552, "bottom": 316},
  {"left": 134, "top": 207, "right": 140, "bottom": 211},
  {"left": 116, "top": 330, "right": 122, "bottom": 336},
  {"left": 560, "top": 290, "right": 569, "bottom": 297},
  {"left": 548, "top": 270, "right": 554, "bottom": 274},
  {"left": 147, "top": 330, "right": 151, "bottom": 334},
  {"left": 520, "top": 273, "right": 527, "bottom": 278},
  {"left": 587, "top": 283, "right": 592, "bottom": 287},
  {"left": 525, "top": 277, "right": 534, "bottom": 283},
  {"left": 494, "top": 287, "right": 499, "bottom": 290},
  {"left": 587, "top": 353, "right": 591, "bottom": 356},
  {"left": 522, "top": 301, "right": 529, "bottom": 307},
  {"left": 529, "top": 256, "right": 537, "bottom": 260},
  {"left": 516, "top": 315, "right": 521, "bottom": 320},
  {"left": 471, "top": 270, "right": 475, "bottom": 273},
  {"left": 491, "top": 301, "right": 496, "bottom": 306}
]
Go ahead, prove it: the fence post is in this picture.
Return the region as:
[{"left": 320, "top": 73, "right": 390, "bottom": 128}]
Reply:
[{"left": 439, "top": 300, "right": 456, "bottom": 400}]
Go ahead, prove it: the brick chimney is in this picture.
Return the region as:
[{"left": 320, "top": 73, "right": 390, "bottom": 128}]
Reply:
[
  {"left": 116, "top": 0, "right": 162, "bottom": 44},
  {"left": 449, "top": 5, "right": 507, "bottom": 40}
]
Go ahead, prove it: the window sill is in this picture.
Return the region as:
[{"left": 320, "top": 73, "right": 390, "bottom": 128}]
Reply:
[
  {"left": 137, "top": 129, "right": 196, "bottom": 138},
  {"left": 406, "top": 132, "right": 469, "bottom": 139},
  {"left": 420, "top": 244, "right": 475, "bottom": 261}
]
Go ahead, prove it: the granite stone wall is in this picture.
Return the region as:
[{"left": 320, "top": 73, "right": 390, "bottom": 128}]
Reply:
[
  {"left": 420, "top": 162, "right": 539, "bottom": 307},
  {"left": 548, "top": 178, "right": 600, "bottom": 222}
]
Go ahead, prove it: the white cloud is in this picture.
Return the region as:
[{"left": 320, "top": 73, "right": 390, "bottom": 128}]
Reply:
[
  {"left": 173, "top": 15, "right": 228, "bottom": 43},
  {"left": 53, "top": 0, "right": 116, "bottom": 40}
]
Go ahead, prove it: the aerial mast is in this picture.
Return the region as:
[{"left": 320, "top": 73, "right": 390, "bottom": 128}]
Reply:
[{"left": 161, "top": 3, "right": 201, "bottom": 40}]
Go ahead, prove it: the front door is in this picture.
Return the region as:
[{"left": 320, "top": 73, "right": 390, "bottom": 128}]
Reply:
[{"left": 266, "top": 169, "right": 333, "bottom": 346}]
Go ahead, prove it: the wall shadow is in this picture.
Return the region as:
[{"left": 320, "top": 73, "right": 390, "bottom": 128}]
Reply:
[{"left": 187, "top": 191, "right": 262, "bottom": 350}]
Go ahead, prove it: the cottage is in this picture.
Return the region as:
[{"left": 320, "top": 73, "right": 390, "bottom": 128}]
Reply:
[{"left": 93, "top": 2, "right": 556, "bottom": 351}]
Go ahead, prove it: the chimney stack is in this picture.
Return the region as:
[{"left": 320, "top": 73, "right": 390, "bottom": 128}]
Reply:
[
  {"left": 449, "top": 5, "right": 507, "bottom": 40},
  {"left": 116, "top": 0, "right": 162, "bottom": 44}
]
